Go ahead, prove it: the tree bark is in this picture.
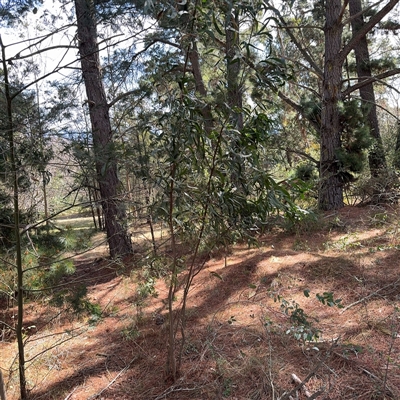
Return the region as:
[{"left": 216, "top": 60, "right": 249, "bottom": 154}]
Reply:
[
  {"left": 0, "top": 370, "right": 6, "bottom": 400},
  {"left": 225, "top": 6, "right": 243, "bottom": 131},
  {"left": 319, "top": 0, "right": 344, "bottom": 210},
  {"left": 394, "top": 122, "right": 400, "bottom": 170},
  {"left": 187, "top": 40, "right": 214, "bottom": 134},
  {"left": 225, "top": 4, "right": 246, "bottom": 192},
  {"left": 349, "top": 0, "right": 387, "bottom": 178},
  {"left": 0, "top": 35, "right": 27, "bottom": 400},
  {"left": 74, "top": 0, "right": 132, "bottom": 257}
]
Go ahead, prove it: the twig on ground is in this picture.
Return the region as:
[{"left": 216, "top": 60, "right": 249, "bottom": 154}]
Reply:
[
  {"left": 340, "top": 278, "right": 400, "bottom": 314},
  {"left": 279, "top": 339, "right": 338, "bottom": 400},
  {"left": 290, "top": 374, "right": 324, "bottom": 399},
  {"left": 153, "top": 382, "right": 201, "bottom": 400},
  {"left": 63, "top": 385, "right": 78, "bottom": 400},
  {"left": 291, "top": 373, "right": 312, "bottom": 397},
  {"left": 87, "top": 356, "right": 138, "bottom": 400}
]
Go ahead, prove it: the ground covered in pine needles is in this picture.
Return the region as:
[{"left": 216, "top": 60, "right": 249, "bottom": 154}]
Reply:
[{"left": 1, "top": 205, "right": 400, "bottom": 399}]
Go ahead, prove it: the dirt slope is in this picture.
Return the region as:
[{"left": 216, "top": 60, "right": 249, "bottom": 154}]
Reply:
[{"left": 1, "top": 206, "right": 400, "bottom": 399}]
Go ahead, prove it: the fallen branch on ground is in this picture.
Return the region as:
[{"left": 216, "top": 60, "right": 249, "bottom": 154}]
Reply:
[
  {"left": 279, "top": 339, "right": 338, "bottom": 400},
  {"left": 340, "top": 278, "right": 400, "bottom": 314},
  {"left": 87, "top": 356, "right": 138, "bottom": 400}
]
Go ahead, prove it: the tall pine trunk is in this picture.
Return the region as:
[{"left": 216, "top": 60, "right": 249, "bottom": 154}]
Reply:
[
  {"left": 319, "top": 0, "right": 344, "bottom": 210},
  {"left": 74, "top": 0, "right": 132, "bottom": 258},
  {"left": 349, "top": 0, "right": 387, "bottom": 178}
]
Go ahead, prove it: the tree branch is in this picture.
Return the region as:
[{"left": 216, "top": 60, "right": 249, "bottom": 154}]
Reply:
[
  {"left": 284, "top": 148, "right": 320, "bottom": 166},
  {"left": 7, "top": 45, "right": 77, "bottom": 62},
  {"left": 277, "top": 90, "right": 321, "bottom": 133},
  {"left": 340, "top": 0, "right": 399, "bottom": 61},
  {"left": 108, "top": 91, "right": 146, "bottom": 108},
  {"left": 268, "top": 3, "right": 323, "bottom": 78},
  {"left": 342, "top": 68, "right": 400, "bottom": 97}
]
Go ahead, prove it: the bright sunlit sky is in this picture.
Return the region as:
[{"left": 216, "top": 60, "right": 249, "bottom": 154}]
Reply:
[{"left": 1, "top": 0, "right": 79, "bottom": 102}]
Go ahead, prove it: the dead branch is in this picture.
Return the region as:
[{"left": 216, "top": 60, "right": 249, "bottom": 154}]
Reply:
[
  {"left": 279, "top": 340, "right": 338, "bottom": 400},
  {"left": 291, "top": 373, "right": 313, "bottom": 397},
  {"left": 340, "top": 278, "right": 400, "bottom": 314},
  {"left": 87, "top": 356, "right": 137, "bottom": 400}
]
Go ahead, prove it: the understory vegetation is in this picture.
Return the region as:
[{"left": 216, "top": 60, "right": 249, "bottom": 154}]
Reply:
[{"left": 2, "top": 206, "right": 400, "bottom": 399}]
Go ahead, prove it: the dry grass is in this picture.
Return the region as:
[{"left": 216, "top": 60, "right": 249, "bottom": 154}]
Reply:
[{"left": 1, "top": 205, "right": 400, "bottom": 399}]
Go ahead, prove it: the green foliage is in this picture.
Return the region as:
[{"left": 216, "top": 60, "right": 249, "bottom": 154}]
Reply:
[
  {"left": 43, "top": 260, "right": 76, "bottom": 287},
  {"left": 315, "top": 291, "right": 343, "bottom": 308},
  {"left": 136, "top": 274, "right": 158, "bottom": 301},
  {"left": 151, "top": 99, "right": 305, "bottom": 246},
  {"left": 338, "top": 100, "right": 372, "bottom": 166},
  {"left": 294, "top": 163, "right": 318, "bottom": 182},
  {"left": 121, "top": 322, "right": 141, "bottom": 341},
  {"left": 0, "top": 190, "right": 15, "bottom": 246},
  {"left": 60, "top": 226, "right": 94, "bottom": 251},
  {"left": 278, "top": 296, "right": 320, "bottom": 342},
  {"left": 69, "top": 284, "right": 100, "bottom": 314},
  {"left": 275, "top": 289, "right": 344, "bottom": 342},
  {"left": 51, "top": 284, "right": 102, "bottom": 323},
  {"left": 0, "top": 222, "right": 96, "bottom": 321},
  {"left": 347, "top": 57, "right": 397, "bottom": 74},
  {"left": 300, "top": 96, "right": 321, "bottom": 127}
]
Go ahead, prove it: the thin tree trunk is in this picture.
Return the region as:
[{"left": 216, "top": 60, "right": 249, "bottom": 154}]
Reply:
[
  {"left": 225, "top": 4, "right": 246, "bottom": 192},
  {"left": 0, "top": 370, "right": 6, "bottom": 400},
  {"left": 394, "top": 122, "right": 400, "bottom": 170},
  {"left": 226, "top": 7, "right": 243, "bottom": 131},
  {"left": 319, "top": 0, "right": 344, "bottom": 210},
  {"left": 0, "top": 35, "right": 27, "bottom": 400},
  {"left": 187, "top": 40, "right": 214, "bottom": 134},
  {"left": 74, "top": 0, "right": 132, "bottom": 257},
  {"left": 349, "top": 0, "right": 387, "bottom": 177}
]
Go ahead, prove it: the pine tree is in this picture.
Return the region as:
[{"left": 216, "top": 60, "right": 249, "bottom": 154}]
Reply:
[{"left": 74, "top": 0, "right": 132, "bottom": 258}]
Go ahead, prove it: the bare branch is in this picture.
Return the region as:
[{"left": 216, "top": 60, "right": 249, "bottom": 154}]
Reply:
[
  {"left": 342, "top": 68, "right": 400, "bottom": 96},
  {"left": 7, "top": 45, "right": 77, "bottom": 62},
  {"left": 266, "top": 2, "right": 323, "bottom": 78},
  {"left": 340, "top": 0, "right": 399, "bottom": 61},
  {"left": 284, "top": 148, "right": 320, "bottom": 166}
]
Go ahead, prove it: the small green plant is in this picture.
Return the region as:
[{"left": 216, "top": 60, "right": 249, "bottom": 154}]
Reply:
[
  {"left": 292, "top": 239, "right": 310, "bottom": 251},
  {"left": 278, "top": 297, "right": 320, "bottom": 342},
  {"left": 121, "top": 323, "right": 141, "bottom": 341},
  {"left": 275, "top": 290, "right": 344, "bottom": 342},
  {"left": 222, "top": 377, "right": 233, "bottom": 397},
  {"left": 314, "top": 291, "right": 343, "bottom": 308},
  {"left": 137, "top": 276, "right": 157, "bottom": 299},
  {"left": 51, "top": 284, "right": 102, "bottom": 323}
]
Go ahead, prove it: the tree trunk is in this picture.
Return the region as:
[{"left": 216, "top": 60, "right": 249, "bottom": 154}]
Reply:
[
  {"left": 188, "top": 40, "right": 214, "bottom": 135},
  {"left": 225, "top": 7, "right": 243, "bottom": 131},
  {"left": 394, "top": 122, "right": 400, "bottom": 170},
  {"left": 74, "top": 0, "right": 132, "bottom": 257},
  {"left": 225, "top": 4, "right": 246, "bottom": 192},
  {"left": 319, "top": 0, "right": 344, "bottom": 210},
  {"left": 349, "top": 0, "right": 387, "bottom": 178},
  {"left": 0, "top": 370, "right": 6, "bottom": 400},
  {"left": 0, "top": 35, "right": 27, "bottom": 400}
]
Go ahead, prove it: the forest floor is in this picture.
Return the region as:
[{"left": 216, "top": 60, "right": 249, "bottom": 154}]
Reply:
[{"left": 2, "top": 205, "right": 400, "bottom": 399}]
